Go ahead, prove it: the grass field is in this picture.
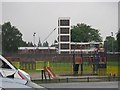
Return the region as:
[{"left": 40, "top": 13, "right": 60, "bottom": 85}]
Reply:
[
  {"left": 107, "top": 61, "right": 118, "bottom": 76},
  {"left": 50, "top": 61, "right": 118, "bottom": 76},
  {"left": 12, "top": 60, "right": 118, "bottom": 76}
]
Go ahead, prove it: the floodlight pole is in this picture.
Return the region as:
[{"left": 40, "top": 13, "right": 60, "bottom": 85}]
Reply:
[
  {"left": 111, "top": 32, "right": 114, "bottom": 53},
  {"left": 80, "top": 45, "right": 83, "bottom": 75},
  {"left": 33, "top": 32, "right": 36, "bottom": 53}
]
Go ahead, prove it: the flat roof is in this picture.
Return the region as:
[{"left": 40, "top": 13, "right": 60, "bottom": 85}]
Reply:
[
  {"left": 55, "top": 42, "right": 103, "bottom": 45},
  {"left": 18, "top": 47, "right": 56, "bottom": 50}
]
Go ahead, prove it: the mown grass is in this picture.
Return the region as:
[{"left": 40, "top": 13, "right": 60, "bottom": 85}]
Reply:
[
  {"left": 50, "top": 62, "right": 73, "bottom": 75},
  {"left": 12, "top": 60, "right": 118, "bottom": 76},
  {"left": 49, "top": 61, "right": 118, "bottom": 76},
  {"left": 107, "top": 61, "right": 118, "bottom": 76}
]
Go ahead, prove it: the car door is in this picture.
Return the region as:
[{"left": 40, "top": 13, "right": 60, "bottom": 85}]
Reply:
[{"left": 0, "top": 59, "right": 16, "bottom": 77}]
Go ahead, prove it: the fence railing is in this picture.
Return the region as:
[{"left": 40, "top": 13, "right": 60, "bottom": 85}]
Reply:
[
  {"left": 11, "top": 60, "right": 118, "bottom": 77},
  {"left": 8, "top": 53, "right": 118, "bottom": 76},
  {"left": 32, "top": 76, "right": 120, "bottom": 84}
]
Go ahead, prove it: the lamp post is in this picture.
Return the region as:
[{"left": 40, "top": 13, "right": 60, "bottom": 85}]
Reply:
[
  {"left": 33, "top": 32, "right": 36, "bottom": 53},
  {"left": 111, "top": 32, "right": 113, "bottom": 53},
  {"left": 73, "top": 42, "right": 78, "bottom": 75},
  {"left": 33, "top": 32, "right": 36, "bottom": 47},
  {"left": 80, "top": 45, "right": 83, "bottom": 75}
]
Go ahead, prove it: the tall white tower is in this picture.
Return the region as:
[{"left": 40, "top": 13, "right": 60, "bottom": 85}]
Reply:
[{"left": 58, "top": 17, "right": 71, "bottom": 54}]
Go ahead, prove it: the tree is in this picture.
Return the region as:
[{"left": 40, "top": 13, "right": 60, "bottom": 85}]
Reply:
[
  {"left": 43, "top": 41, "right": 49, "bottom": 47},
  {"left": 38, "top": 37, "right": 42, "bottom": 47},
  {"left": 71, "top": 23, "right": 102, "bottom": 42},
  {"left": 27, "top": 42, "right": 34, "bottom": 47},
  {"left": 51, "top": 40, "right": 58, "bottom": 47},
  {"left": 54, "top": 40, "right": 57, "bottom": 44},
  {"left": 104, "top": 36, "right": 118, "bottom": 52},
  {"left": 2, "top": 22, "right": 25, "bottom": 53},
  {"left": 117, "top": 29, "right": 120, "bottom": 51}
]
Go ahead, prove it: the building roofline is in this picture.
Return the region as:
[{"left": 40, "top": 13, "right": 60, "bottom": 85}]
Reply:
[
  {"left": 18, "top": 47, "right": 56, "bottom": 50},
  {"left": 55, "top": 42, "right": 103, "bottom": 45}
]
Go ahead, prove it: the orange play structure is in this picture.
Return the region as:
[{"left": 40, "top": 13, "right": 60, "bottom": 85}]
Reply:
[{"left": 44, "top": 67, "right": 57, "bottom": 79}]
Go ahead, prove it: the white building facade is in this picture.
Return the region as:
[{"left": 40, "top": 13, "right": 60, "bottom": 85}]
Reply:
[
  {"left": 57, "top": 17, "right": 103, "bottom": 54},
  {"left": 58, "top": 17, "right": 71, "bottom": 54}
]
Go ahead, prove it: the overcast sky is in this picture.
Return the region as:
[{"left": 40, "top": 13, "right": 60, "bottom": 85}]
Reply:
[{"left": 2, "top": 2, "right": 118, "bottom": 46}]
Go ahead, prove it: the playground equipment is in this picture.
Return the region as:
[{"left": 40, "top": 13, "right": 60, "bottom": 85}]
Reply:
[
  {"left": 36, "top": 61, "right": 45, "bottom": 70},
  {"left": 73, "top": 47, "right": 107, "bottom": 76},
  {"left": 44, "top": 61, "right": 57, "bottom": 79},
  {"left": 44, "top": 66, "right": 56, "bottom": 79},
  {"left": 36, "top": 61, "right": 57, "bottom": 80}
]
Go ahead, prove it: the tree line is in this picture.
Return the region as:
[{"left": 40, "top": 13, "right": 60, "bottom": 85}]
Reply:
[
  {"left": 1, "top": 22, "right": 120, "bottom": 54},
  {"left": 2, "top": 22, "right": 49, "bottom": 54}
]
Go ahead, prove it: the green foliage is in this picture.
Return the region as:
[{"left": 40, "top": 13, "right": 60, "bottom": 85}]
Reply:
[
  {"left": 71, "top": 23, "right": 102, "bottom": 42},
  {"left": 117, "top": 29, "right": 120, "bottom": 51},
  {"left": 104, "top": 36, "right": 118, "bottom": 52},
  {"left": 38, "top": 37, "right": 42, "bottom": 47},
  {"left": 2, "top": 22, "right": 27, "bottom": 53},
  {"left": 19, "top": 40, "right": 28, "bottom": 47},
  {"left": 43, "top": 41, "right": 49, "bottom": 47},
  {"left": 27, "top": 42, "right": 34, "bottom": 47}
]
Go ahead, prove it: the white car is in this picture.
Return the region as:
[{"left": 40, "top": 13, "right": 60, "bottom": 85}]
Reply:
[
  {"left": 0, "top": 55, "right": 31, "bottom": 80},
  {"left": 0, "top": 74, "right": 47, "bottom": 90}
]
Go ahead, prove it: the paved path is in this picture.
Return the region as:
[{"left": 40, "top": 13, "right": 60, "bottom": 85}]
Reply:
[
  {"left": 29, "top": 71, "right": 103, "bottom": 80},
  {"left": 40, "top": 81, "right": 118, "bottom": 88}
]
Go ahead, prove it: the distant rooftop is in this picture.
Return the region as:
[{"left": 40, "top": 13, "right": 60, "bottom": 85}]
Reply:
[{"left": 18, "top": 47, "right": 56, "bottom": 50}]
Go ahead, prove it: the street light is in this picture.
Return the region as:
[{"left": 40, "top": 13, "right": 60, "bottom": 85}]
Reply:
[
  {"left": 33, "top": 32, "right": 36, "bottom": 47},
  {"left": 73, "top": 42, "right": 77, "bottom": 75},
  {"left": 33, "top": 32, "right": 36, "bottom": 54},
  {"left": 80, "top": 44, "right": 83, "bottom": 75},
  {"left": 111, "top": 32, "right": 113, "bottom": 53}
]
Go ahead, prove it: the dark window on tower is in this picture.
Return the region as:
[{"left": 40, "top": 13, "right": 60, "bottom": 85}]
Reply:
[
  {"left": 60, "top": 36, "right": 69, "bottom": 42},
  {"left": 58, "top": 20, "right": 59, "bottom": 26},
  {"left": 60, "top": 28, "right": 69, "bottom": 34},
  {"left": 58, "top": 28, "right": 59, "bottom": 34},
  {"left": 60, "top": 44, "right": 69, "bottom": 49},
  {"left": 60, "top": 20, "right": 69, "bottom": 26}
]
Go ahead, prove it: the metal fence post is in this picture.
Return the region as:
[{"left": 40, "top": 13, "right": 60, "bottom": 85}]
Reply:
[
  {"left": 66, "top": 78, "right": 68, "bottom": 83},
  {"left": 87, "top": 77, "right": 89, "bottom": 82}
]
